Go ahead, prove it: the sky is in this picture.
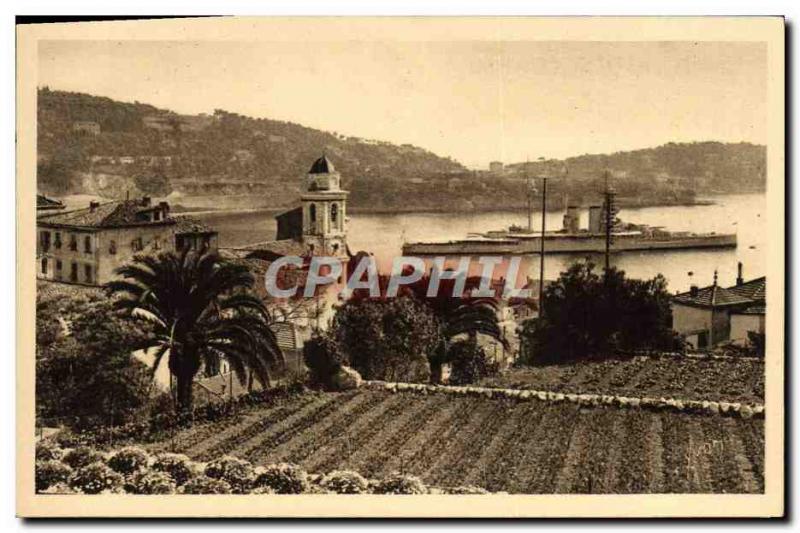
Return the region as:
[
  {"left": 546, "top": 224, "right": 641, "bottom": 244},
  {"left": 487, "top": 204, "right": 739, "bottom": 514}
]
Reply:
[{"left": 38, "top": 40, "right": 767, "bottom": 168}]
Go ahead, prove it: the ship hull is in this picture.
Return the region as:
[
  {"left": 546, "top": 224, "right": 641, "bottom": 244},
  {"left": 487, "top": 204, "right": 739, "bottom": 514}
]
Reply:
[{"left": 402, "top": 233, "right": 737, "bottom": 256}]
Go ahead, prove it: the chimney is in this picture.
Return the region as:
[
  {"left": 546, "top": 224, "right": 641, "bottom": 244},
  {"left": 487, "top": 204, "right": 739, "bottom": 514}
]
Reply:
[
  {"left": 690, "top": 285, "right": 699, "bottom": 298},
  {"left": 736, "top": 262, "right": 744, "bottom": 286},
  {"left": 89, "top": 201, "right": 100, "bottom": 212},
  {"left": 141, "top": 196, "right": 151, "bottom": 207}
]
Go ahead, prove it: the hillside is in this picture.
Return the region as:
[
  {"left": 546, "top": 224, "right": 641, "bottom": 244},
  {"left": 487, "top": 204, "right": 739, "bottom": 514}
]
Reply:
[
  {"left": 501, "top": 141, "right": 766, "bottom": 206},
  {"left": 37, "top": 88, "right": 766, "bottom": 212},
  {"left": 36, "top": 88, "right": 465, "bottom": 208},
  {"left": 136, "top": 388, "right": 763, "bottom": 494}
]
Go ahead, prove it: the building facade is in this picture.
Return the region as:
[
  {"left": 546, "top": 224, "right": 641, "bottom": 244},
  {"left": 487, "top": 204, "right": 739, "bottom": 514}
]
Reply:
[{"left": 37, "top": 197, "right": 217, "bottom": 286}]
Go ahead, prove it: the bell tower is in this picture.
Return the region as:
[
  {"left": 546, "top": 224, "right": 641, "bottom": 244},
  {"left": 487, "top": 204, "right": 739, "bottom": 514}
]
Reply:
[{"left": 301, "top": 155, "right": 348, "bottom": 259}]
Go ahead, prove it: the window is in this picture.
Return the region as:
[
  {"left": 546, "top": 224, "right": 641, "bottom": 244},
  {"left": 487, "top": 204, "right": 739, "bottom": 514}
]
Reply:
[
  {"left": 154, "top": 210, "right": 161, "bottom": 221},
  {"left": 40, "top": 231, "right": 51, "bottom": 253},
  {"left": 109, "top": 240, "right": 117, "bottom": 255},
  {"left": 41, "top": 258, "right": 47, "bottom": 275},
  {"left": 69, "top": 235, "right": 78, "bottom": 251},
  {"left": 54, "top": 232, "right": 62, "bottom": 249},
  {"left": 55, "top": 260, "right": 62, "bottom": 280},
  {"left": 131, "top": 237, "right": 143, "bottom": 252},
  {"left": 309, "top": 203, "right": 317, "bottom": 221},
  {"left": 331, "top": 203, "right": 338, "bottom": 224},
  {"left": 84, "top": 264, "right": 93, "bottom": 284},
  {"left": 152, "top": 237, "right": 160, "bottom": 250},
  {"left": 70, "top": 262, "right": 78, "bottom": 282},
  {"left": 84, "top": 235, "right": 92, "bottom": 254}
]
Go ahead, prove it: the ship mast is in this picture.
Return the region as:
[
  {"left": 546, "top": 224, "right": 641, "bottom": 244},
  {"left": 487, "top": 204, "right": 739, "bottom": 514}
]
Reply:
[{"left": 526, "top": 158, "right": 533, "bottom": 232}]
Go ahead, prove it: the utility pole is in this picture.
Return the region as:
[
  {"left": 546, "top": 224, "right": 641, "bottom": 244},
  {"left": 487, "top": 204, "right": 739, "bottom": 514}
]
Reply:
[
  {"left": 538, "top": 176, "right": 547, "bottom": 319},
  {"left": 602, "top": 170, "right": 618, "bottom": 275}
]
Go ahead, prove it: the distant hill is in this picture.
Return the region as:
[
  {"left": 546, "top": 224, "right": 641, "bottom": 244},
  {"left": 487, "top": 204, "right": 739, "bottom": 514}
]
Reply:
[
  {"left": 503, "top": 141, "right": 766, "bottom": 200},
  {"left": 36, "top": 88, "right": 766, "bottom": 212}
]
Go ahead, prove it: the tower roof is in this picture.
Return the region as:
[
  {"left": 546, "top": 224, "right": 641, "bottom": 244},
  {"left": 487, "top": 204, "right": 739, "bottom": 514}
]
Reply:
[{"left": 309, "top": 155, "right": 335, "bottom": 174}]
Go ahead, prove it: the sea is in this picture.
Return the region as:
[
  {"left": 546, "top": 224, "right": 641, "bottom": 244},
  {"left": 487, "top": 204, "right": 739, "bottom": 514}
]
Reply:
[{"left": 189, "top": 193, "right": 766, "bottom": 294}]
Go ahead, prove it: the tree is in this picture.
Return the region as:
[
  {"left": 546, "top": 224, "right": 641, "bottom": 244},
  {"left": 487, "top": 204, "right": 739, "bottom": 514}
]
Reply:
[
  {"left": 106, "top": 249, "right": 284, "bottom": 414},
  {"left": 36, "top": 295, "right": 153, "bottom": 428},
  {"left": 519, "top": 261, "right": 681, "bottom": 364},
  {"left": 344, "top": 266, "right": 508, "bottom": 383},
  {"left": 303, "top": 334, "right": 345, "bottom": 389},
  {"left": 330, "top": 296, "right": 439, "bottom": 382}
]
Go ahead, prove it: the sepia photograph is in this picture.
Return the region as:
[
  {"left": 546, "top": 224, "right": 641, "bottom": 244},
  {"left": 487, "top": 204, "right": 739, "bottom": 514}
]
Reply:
[{"left": 15, "top": 16, "right": 785, "bottom": 518}]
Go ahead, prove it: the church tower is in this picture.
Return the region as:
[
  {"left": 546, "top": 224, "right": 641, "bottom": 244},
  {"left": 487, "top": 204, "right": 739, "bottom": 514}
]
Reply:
[{"left": 301, "top": 155, "right": 348, "bottom": 259}]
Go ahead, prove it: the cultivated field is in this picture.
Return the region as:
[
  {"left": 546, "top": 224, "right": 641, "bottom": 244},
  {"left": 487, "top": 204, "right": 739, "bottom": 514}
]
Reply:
[
  {"left": 480, "top": 356, "right": 764, "bottom": 405},
  {"left": 142, "top": 389, "right": 764, "bottom": 494}
]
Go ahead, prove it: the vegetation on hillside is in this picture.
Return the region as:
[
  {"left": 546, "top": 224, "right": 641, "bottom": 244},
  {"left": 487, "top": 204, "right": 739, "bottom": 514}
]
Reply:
[
  {"left": 36, "top": 88, "right": 464, "bottom": 203},
  {"left": 36, "top": 291, "right": 154, "bottom": 428}
]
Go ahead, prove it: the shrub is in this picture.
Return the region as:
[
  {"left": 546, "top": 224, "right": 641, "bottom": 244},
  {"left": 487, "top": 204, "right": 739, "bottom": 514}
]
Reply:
[
  {"left": 373, "top": 473, "right": 428, "bottom": 495},
  {"left": 69, "top": 461, "right": 124, "bottom": 494},
  {"left": 35, "top": 460, "right": 73, "bottom": 492},
  {"left": 107, "top": 446, "right": 150, "bottom": 475},
  {"left": 204, "top": 456, "right": 255, "bottom": 493},
  {"left": 53, "top": 429, "right": 83, "bottom": 448},
  {"left": 251, "top": 486, "right": 276, "bottom": 494},
  {"left": 62, "top": 446, "right": 105, "bottom": 469},
  {"left": 320, "top": 470, "right": 369, "bottom": 494},
  {"left": 152, "top": 453, "right": 198, "bottom": 486},
  {"left": 254, "top": 463, "right": 310, "bottom": 494},
  {"left": 447, "top": 341, "right": 498, "bottom": 386},
  {"left": 129, "top": 470, "right": 177, "bottom": 494},
  {"left": 444, "top": 485, "right": 489, "bottom": 495},
  {"left": 179, "top": 475, "right": 232, "bottom": 494},
  {"left": 303, "top": 335, "right": 345, "bottom": 389},
  {"left": 35, "top": 440, "right": 64, "bottom": 461}
]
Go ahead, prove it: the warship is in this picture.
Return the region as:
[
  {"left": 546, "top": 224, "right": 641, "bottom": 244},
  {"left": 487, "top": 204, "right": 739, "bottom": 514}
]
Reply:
[{"left": 402, "top": 203, "right": 737, "bottom": 256}]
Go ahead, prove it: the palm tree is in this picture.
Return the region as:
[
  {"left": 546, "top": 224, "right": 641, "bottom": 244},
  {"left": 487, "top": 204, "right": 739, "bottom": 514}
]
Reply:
[{"left": 106, "top": 249, "right": 284, "bottom": 414}]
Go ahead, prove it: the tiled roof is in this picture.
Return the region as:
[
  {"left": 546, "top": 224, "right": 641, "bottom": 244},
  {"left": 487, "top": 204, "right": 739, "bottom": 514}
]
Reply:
[
  {"left": 174, "top": 215, "right": 216, "bottom": 234},
  {"left": 733, "top": 305, "right": 766, "bottom": 315},
  {"left": 37, "top": 200, "right": 173, "bottom": 228},
  {"left": 233, "top": 239, "right": 310, "bottom": 258},
  {"left": 727, "top": 277, "right": 766, "bottom": 302},
  {"left": 36, "top": 194, "right": 64, "bottom": 209},
  {"left": 673, "top": 284, "right": 753, "bottom": 308}
]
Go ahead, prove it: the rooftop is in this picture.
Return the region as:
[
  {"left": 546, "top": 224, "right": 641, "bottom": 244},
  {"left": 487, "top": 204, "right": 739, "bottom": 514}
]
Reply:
[
  {"left": 728, "top": 276, "right": 766, "bottom": 302},
  {"left": 673, "top": 276, "right": 766, "bottom": 308},
  {"left": 37, "top": 198, "right": 172, "bottom": 228}
]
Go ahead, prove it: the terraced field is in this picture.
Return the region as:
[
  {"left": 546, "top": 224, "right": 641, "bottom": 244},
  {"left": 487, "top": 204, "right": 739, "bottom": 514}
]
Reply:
[
  {"left": 143, "top": 389, "right": 764, "bottom": 494},
  {"left": 480, "top": 356, "right": 764, "bottom": 405}
]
